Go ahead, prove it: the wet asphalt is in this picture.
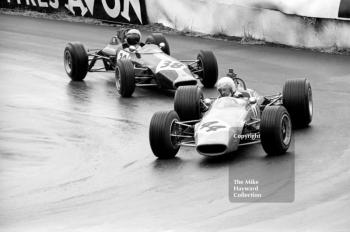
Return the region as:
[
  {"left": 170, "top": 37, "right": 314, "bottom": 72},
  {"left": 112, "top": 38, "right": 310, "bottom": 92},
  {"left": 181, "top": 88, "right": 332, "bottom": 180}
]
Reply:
[{"left": 0, "top": 14, "right": 350, "bottom": 232}]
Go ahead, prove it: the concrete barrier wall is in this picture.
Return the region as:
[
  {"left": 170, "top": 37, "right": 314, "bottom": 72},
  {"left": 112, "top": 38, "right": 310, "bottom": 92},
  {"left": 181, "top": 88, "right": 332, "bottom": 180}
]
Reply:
[
  {"left": 205, "top": 0, "right": 349, "bottom": 20},
  {"left": 146, "top": 0, "right": 350, "bottom": 49},
  {"left": 2, "top": 0, "right": 350, "bottom": 49}
]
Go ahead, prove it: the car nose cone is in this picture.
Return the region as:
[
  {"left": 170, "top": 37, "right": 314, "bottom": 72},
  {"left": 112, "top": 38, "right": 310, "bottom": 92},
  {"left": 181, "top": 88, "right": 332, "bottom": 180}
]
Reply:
[{"left": 195, "top": 127, "right": 241, "bottom": 156}]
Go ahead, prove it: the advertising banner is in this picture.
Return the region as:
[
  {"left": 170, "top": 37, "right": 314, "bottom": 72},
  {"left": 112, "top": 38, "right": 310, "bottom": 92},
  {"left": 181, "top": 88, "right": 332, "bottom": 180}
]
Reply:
[{"left": 1, "top": 0, "right": 148, "bottom": 24}]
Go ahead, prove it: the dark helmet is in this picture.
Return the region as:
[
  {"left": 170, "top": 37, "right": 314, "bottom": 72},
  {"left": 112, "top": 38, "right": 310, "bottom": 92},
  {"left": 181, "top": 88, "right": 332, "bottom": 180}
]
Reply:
[{"left": 125, "top": 29, "right": 141, "bottom": 45}]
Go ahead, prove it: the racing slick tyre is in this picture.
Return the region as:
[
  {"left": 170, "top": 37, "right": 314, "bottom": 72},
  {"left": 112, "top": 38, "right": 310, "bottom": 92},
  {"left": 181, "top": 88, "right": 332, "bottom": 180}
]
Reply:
[
  {"left": 174, "top": 86, "right": 203, "bottom": 121},
  {"left": 64, "top": 42, "right": 88, "bottom": 81},
  {"left": 149, "top": 111, "right": 180, "bottom": 159},
  {"left": 260, "top": 106, "right": 292, "bottom": 155},
  {"left": 282, "top": 78, "right": 313, "bottom": 128},
  {"left": 145, "top": 33, "right": 170, "bottom": 55},
  {"left": 115, "top": 59, "right": 135, "bottom": 97},
  {"left": 197, "top": 50, "right": 218, "bottom": 88}
]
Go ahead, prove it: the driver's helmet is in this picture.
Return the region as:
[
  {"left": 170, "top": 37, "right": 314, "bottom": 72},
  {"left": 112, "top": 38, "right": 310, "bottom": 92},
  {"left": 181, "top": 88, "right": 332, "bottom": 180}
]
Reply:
[
  {"left": 217, "top": 77, "right": 236, "bottom": 97},
  {"left": 125, "top": 29, "right": 141, "bottom": 46}
]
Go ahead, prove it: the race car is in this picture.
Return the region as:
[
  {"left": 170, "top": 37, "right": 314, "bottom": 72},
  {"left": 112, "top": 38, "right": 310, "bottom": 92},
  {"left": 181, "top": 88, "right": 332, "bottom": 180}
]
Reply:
[
  {"left": 63, "top": 29, "right": 218, "bottom": 97},
  {"left": 149, "top": 69, "right": 313, "bottom": 158}
]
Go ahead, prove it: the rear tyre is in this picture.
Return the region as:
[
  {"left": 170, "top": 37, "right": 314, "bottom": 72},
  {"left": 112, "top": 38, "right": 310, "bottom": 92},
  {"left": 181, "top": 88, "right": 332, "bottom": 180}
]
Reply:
[
  {"left": 283, "top": 78, "right": 313, "bottom": 128},
  {"left": 149, "top": 111, "right": 180, "bottom": 159},
  {"left": 260, "top": 106, "right": 292, "bottom": 155},
  {"left": 64, "top": 42, "right": 88, "bottom": 81},
  {"left": 197, "top": 50, "right": 218, "bottom": 88},
  {"left": 174, "top": 86, "right": 203, "bottom": 121},
  {"left": 145, "top": 33, "right": 170, "bottom": 55},
  {"left": 115, "top": 59, "right": 135, "bottom": 97}
]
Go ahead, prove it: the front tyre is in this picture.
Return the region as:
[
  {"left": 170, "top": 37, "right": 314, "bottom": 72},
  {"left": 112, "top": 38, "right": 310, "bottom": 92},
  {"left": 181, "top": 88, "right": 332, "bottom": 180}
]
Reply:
[
  {"left": 283, "top": 78, "right": 313, "bottom": 128},
  {"left": 197, "top": 50, "right": 218, "bottom": 88},
  {"left": 260, "top": 106, "right": 292, "bottom": 155},
  {"left": 64, "top": 42, "right": 88, "bottom": 81},
  {"left": 149, "top": 111, "right": 180, "bottom": 159},
  {"left": 115, "top": 59, "right": 135, "bottom": 97},
  {"left": 174, "top": 86, "right": 203, "bottom": 121},
  {"left": 145, "top": 33, "right": 170, "bottom": 55}
]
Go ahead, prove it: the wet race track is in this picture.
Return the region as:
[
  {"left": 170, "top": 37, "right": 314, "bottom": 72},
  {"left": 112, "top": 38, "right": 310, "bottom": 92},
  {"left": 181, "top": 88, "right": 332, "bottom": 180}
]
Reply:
[{"left": 1, "top": 14, "right": 350, "bottom": 231}]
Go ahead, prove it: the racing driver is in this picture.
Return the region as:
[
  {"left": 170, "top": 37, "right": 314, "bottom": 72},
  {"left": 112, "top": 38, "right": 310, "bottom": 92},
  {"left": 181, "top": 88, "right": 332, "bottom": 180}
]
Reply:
[
  {"left": 217, "top": 77, "right": 243, "bottom": 98},
  {"left": 124, "top": 29, "right": 142, "bottom": 48}
]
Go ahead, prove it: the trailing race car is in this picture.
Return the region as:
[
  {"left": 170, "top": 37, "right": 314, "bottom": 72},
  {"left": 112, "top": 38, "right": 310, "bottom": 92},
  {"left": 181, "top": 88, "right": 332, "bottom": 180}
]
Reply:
[
  {"left": 63, "top": 29, "right": 218, "bottom": 97},
  {"left": 149, "top": 69, "right": 313, "bottom": 158}
]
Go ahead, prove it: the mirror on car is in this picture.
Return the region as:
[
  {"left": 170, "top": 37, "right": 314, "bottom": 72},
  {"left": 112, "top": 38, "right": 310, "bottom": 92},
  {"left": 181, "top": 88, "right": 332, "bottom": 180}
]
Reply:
[
  {"left": 128, "top": 46, "right": 141, "bottom": 58},
  {"left": 129, "top": 46, "right": 137, "bottom": 52},
  {"left": 249, "top": 97, "right": 257, "bottom": 104},
  {"left": 204, "top": 98, "right": 212, "bottom": 105}
]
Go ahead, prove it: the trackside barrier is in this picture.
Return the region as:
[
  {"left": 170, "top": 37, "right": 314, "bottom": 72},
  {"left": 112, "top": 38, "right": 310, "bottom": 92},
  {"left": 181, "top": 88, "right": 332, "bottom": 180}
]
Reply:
[
  {"left": 145, "top": 0, "right": 350, "bottom": 49},
  {"left": 2, "top": 0, "right": 350, "bottom": 48}
]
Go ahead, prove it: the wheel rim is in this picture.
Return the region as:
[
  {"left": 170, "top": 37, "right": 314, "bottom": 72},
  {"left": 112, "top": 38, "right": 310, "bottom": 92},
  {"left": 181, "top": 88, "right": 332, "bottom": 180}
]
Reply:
[
  {"left": 281, "top": 114, "right": 292, "bottom": 146},
  {"left": 170, "top": 119, "right": 180, "bottom": 149},
  {"left": 115, "top": 67, "right": 121, "bottom": 91},
  {"left": 64, "top": 50, "right": 72, "bottom": 74},
  {"left": 308, "top": 87, "right": 313, "bottom": 118}
]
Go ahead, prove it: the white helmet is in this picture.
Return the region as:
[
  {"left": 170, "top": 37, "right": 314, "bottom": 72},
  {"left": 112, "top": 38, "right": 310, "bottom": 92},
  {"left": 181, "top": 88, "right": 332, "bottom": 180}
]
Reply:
[
  {"left": 217, "top": 77, "right": 236, "bottom": 97},
  {"left": 125, "top": 29, "right": 141, "bottom": 45}
]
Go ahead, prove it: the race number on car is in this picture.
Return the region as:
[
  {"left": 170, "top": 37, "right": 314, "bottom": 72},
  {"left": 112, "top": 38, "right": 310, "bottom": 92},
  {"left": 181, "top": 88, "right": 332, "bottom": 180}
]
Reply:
[
  {"left": 117, "top": 50, "right": 131, "bottom": 60},
  {"left": 156, "top": 60, "right": 185, "bottom": 72}
]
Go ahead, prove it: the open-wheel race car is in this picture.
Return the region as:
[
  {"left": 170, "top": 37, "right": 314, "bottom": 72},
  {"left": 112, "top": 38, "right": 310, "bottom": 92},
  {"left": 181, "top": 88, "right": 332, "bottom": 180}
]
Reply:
[
  {"left": 149, "top": 69, "right": 313, "bottom": 158},
  {"left": 63, "top": 29, "right": 218, "bottom": 97}
]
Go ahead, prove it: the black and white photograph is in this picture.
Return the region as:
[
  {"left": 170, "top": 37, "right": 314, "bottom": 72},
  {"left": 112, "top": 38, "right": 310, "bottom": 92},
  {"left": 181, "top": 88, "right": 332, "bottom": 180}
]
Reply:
[{"left": 0, "top": 0, "right": 349, "bottom": 231}]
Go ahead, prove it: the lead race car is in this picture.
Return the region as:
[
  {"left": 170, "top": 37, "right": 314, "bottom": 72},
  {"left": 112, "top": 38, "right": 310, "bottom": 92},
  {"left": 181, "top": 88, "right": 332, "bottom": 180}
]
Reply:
[
  {"left": 149, "top": 69, "right": 313, "bottom": 158},
  {"left": 63, "top": 29, "right": 218, "bottom": 97}
]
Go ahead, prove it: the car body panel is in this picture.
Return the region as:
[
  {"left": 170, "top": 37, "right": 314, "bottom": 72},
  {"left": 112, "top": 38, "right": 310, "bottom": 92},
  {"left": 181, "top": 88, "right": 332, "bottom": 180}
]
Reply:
[
  {"left": 101, "top": 44, "right": 122, "bottom": 56},
  {"left": 194, "top": 96, "right": 259, "bottom": 156},
  {"left": 106, "top": 43, "right": 198, "bottom": 89}
]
